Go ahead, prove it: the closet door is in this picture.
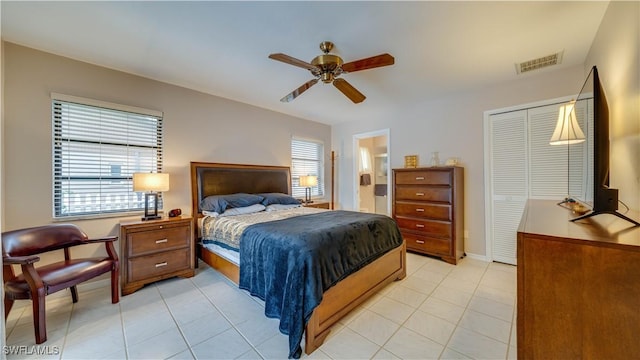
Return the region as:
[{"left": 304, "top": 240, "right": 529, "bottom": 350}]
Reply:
[{"left": 487, "top": 110, "right": 527, "bottom": 265}]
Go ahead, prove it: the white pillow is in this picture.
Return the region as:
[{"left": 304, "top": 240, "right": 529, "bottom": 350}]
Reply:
[
  {"left": 202, "top": 210, "right": 220, "bottom": 217},
  {"left": 265, "top": 204, "right": 301, "bottom": 212},
  {"left": 220, "top": 203, "right": 266, "bottom": 217}
]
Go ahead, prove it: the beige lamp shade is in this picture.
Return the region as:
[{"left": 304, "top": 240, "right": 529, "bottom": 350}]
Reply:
[
  {"left": 299, "top": 175, "right": 318, "bottom": 187},
  {"left": 133, "top": 173, "right": 170, "bottom": 192},
  {"left": 550, "top": 102, "right": 586, "bottom": 145}
]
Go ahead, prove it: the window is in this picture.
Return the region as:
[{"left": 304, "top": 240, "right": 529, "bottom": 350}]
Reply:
[
  {"left": 52, "top": 94, "right": 163, "bottom": 218},
  {"left": 291, "top": 138, "right": 324, "bottom": 199}
]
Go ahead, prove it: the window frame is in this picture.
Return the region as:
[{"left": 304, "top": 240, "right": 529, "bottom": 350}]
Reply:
[
  {"left": 51, "top": 93, "right": 164, "bottom": 219},
  {"left": 291, "top": 137, "right": 325, "bottom": 200}
]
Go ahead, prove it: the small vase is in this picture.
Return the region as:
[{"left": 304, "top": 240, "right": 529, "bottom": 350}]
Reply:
[{"left": 430, "top": 152, "right": 440, "bottom": 167}]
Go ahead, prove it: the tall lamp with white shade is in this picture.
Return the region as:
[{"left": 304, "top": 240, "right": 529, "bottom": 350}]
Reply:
[
  {"left": 550, "top": 101, "right": 585, "bottom": 206},
  {"left": 133, "top": 173, "right": 170, "bottom": 221},
  {"left": 299, "top": 175, "right": 318, "bottom": 204}
]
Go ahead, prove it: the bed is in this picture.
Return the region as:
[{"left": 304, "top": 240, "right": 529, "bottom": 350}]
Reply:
[{"left": 190, "top": 162, "right": 406, "bottom": 358}]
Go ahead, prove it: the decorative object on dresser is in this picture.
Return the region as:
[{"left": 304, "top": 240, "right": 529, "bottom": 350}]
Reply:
[
  {"left": 517, "top": 199, "right": 640, "bottom": 358},
  {"left": 393, "top": 166, "right": 464, "bottom": 264},
  {"left": 133, "top": 172, "right": 170, "bottom": 221},
  {"left": 120, "top": 216, "right": 194, "bottom": 295},
  {"left": 404, "top": 155, "right": 418, "bottom": 168}
]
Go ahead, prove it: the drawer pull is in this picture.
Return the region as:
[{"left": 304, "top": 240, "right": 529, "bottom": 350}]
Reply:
[
  {"left": 416, "top": 208, "right": 425, "bottom": 212},
  {"left": 415, "top": 176, "right": 425, "bottom": 180},
  {"left": 416, "top": 224, "right": 425, "bottom": 228},
  {"left": 416, "top": 192, "right": 425, "bottom": 196},
  {"left": 155, "top": 262, "right": 168, "bottom": 268},
  {"left": 416, "top": 240, "right": 425, "bottom": 244},
  {"left": 155, "top": 239, "right": 168, "bottom": 244}
]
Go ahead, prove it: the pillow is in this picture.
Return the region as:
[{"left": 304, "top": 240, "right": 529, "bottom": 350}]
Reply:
[
  {"left": 200, "top": 193, "right": 264, "bottom": 212},
  {"left": 259, "top": 193, "right": 301, "bottom": 206},
  {"left": 220, "top": 204, "right": 266, "bottom": 217},
  {"left": 265, "top": 204, "right": 301, "bottom": 212}
]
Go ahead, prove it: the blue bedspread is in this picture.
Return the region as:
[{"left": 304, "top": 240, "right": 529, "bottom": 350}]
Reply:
[{"left": 238, "top": 210, "right": 403, "bottom": 358}]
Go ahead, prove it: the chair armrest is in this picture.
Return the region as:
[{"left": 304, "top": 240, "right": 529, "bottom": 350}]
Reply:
[
  {"left": 84, "top": 235, "right": 118, "bottom": 244},
  {"left": 3, "top": 255, "right": 40, "bottom": 265}
]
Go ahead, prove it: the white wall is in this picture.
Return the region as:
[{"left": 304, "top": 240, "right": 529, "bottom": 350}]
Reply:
[
  {"left": 332, "top": 65, "right": 586, "bottom": 257},
  {"left": 1, "top": 42, "right": 331, "bottom": 256},
  {"left": 584, "top": 0, "right": 640, "bottom": 212}
]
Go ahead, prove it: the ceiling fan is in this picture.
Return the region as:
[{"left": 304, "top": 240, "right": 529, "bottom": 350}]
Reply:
[{"left": 269, "top": 41, "right": 394, "bottom": 104}]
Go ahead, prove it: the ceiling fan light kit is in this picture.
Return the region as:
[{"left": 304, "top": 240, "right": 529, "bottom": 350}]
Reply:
[{"left": 269, "top": 41, "right": 394, "bottom": 104}]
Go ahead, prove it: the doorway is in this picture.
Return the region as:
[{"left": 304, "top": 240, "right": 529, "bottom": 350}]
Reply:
[{"left": 353, "top": 129, "right": 390, "bottom": 215}]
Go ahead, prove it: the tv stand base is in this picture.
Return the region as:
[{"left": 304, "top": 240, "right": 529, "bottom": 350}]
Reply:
[{"left": 571, "top": 210, "right": 640, "bottom": 227}]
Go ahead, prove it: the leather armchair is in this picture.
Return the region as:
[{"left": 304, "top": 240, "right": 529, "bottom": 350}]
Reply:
[{"left": 2, "top": 224, "right": 119, "bottom": 344}]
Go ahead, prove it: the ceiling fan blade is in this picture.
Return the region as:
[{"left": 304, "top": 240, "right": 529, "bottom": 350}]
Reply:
[
  {"left": 333, "top": 78, "right": 366, "bottom": 104},
  {"left": 269, "top": 53, "right": 319, "bottom": 71},
  {"left": 280, "top": 78, "right": 319, "bottom": 102},
  {"left": 341, "top": 53, "right": 395, "bottom": 73}
]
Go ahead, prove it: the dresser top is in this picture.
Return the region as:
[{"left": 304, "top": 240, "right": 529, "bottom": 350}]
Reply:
[{"left": 518, "top": 200, "right": 640, "bottom": 250}]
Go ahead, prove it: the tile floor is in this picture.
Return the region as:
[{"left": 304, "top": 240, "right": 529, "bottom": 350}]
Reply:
[{"left": 4, "top": 253, "right": 517, "bottom": 359}]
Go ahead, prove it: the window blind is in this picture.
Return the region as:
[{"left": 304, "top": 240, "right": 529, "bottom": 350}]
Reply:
[
  {"left": 52, "top": 96, "right": 163, "bottom": 218},
  {"left": 291, "top": 138, "right": 324, "bottom": 199}
]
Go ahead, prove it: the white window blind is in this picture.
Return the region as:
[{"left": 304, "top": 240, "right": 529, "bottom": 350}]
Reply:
[
  {"left": 291, "top": 138, "right": 324, "bottom": 199},
  {"left": 52, "top": 95, "right": 163, "bottom": 218}
]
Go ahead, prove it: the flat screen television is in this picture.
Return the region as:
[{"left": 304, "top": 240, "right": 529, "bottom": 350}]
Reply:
[{"left": 569, "top": 66, "right": 639, "bottom": 226}]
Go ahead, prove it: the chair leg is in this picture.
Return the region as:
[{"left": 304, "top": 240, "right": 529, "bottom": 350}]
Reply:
[
  {"left": 32, "top": 290, "right": 47, "bottom": 344},
  {"left": 4, "top": 298, "right": 14, "bottom": 319},
  {"left": 111, "top": 267, "right": 119, "bottom": 304},
  {"left": 70, "top": 285, "right": 78, "bottom": 303}
]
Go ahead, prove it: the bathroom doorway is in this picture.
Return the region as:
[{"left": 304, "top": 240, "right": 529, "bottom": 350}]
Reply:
[{"left": 353, "top": 129, "right": 390, "bottom": 215}]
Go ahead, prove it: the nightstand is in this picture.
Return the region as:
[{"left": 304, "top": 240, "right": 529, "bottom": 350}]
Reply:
[
  {"left": 302, "top": 201, "right": 330, "bottom": 209},
  {"left": 120, "top": 216, "right": 194, "bottom": 295}
]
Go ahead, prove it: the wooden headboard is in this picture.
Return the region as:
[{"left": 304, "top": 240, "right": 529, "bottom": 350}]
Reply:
[{"left": 190, "top": 162, "right": 292, "bottom": 219}]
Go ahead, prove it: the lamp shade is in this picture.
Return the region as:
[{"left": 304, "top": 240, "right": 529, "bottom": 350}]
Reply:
[
  {"left": 133, "top": 173, "right": 170, "bottom": 192},
  {"left": 299, "top": 175, "right": 318, "bottom": 187},
  {"left": 550, "top": 102, "right": 586, "bottom": 145}
]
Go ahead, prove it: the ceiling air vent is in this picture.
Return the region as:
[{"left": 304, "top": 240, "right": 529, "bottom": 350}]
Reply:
[{"left": 516, "top": 51, "right": 563, "bottom": 74}]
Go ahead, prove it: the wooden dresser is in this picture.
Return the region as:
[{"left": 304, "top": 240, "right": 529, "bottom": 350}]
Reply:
[
  {"left": 392, "top": 166, "right": 464, "bottom": 264},
  {"left": 517, "top": 200, "right": 640, "bottom": 359},
  {"left": 120, "top": 216, "right": 195, "bottom": 295}
]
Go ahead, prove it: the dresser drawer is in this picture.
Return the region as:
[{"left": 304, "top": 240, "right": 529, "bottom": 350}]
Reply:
[
  {"left": 395, "top": 185, "right": 451, "bottom": 203},
  {"left": 127, "top": 224, "right": 190, "bottom": 257},
  {"left": 395, "top": 170, "right": 451, "bottom": 185},
  {"left": 395, "top": 202, "right": 451, "bottom": 221},
  {"left": 402, "top": 232, "right": 452, "bottom": 256},
  {"left": 396, "top": 217, "right": 451, "bottom": 238},
  {"left": 127, "top": 248, "right": 191, "bottom": 283}
]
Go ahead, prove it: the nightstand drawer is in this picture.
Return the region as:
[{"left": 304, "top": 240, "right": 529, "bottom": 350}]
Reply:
[
  {"left": 127, "top": 248, "right": 191, "bottom": 283},
  {"left": 127, "top": 225, "right": 190, "bottom": 257}
]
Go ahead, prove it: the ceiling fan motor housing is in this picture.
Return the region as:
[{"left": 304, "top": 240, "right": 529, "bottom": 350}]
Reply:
[{"left": 311, "top": 54, "right": 343, "bottom": 83}]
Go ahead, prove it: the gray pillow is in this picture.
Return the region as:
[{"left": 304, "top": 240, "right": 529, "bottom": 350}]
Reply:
[
  {"left": 200, "top": 193, "right": 264, "bottom": 212},
  {"left": 259, "top": 193, "right": 301, "bottom": 206}
]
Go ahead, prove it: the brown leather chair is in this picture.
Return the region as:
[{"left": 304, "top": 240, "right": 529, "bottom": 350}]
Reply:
[{"left": 2, "top": 224, "right": 119, "bottom": 344}]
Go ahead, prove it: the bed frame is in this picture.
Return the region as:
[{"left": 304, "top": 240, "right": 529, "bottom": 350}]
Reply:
[{"left": 190, "top": 161, "right": 406, "bottom": 355}]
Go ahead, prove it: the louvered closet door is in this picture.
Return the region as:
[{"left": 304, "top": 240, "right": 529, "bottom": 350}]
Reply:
[
  {"left": 528, "top": 104, "right": 574, "bottom": 198},
  {"left": 488, "top": 110, "right": 527, "bottom": 265}
]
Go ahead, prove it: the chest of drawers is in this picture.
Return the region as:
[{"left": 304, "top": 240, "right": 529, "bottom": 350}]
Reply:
[
  {"left": 392, "top": 167, "right": 464, "bottom": 264},
  {"left": 120, "top": 217, "right": 194, "bottom": 295}
]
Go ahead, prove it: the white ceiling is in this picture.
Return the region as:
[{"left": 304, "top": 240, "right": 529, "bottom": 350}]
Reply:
[{"left": 1, "top": 1, "right": 609, "bottom": 125}]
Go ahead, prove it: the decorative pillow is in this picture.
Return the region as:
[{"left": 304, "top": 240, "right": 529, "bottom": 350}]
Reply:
[
  {"left": 265, "top": 204, "right": 301, "bottom": 212},
  {"left": 200, "top": 193, "right": 264, "bottom": 212},
  {"left": 259, "top": 193, "right": 301, "bottom": 206},
  {"left": 220, "top": 204, "right": 266, "bottom": 217}
]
